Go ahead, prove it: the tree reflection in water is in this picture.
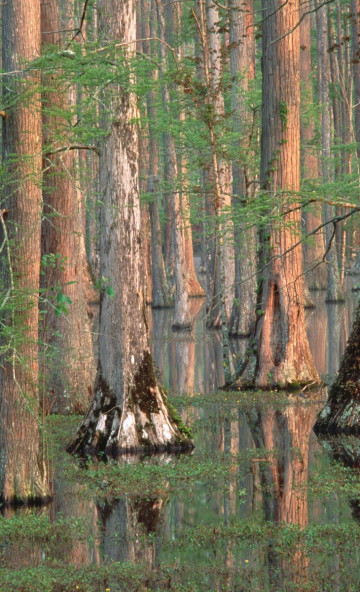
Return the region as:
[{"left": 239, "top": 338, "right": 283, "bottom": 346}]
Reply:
[
  {"left": 2, "top": 291, "right": 360, "bottom": 589},
  {"left": 248, "top": 392, "right": 325, "bottom": 588}
]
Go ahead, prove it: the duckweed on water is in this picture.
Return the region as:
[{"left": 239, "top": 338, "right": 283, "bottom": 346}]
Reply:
[{"left": 3, "top": 393, "right": 360, "bottom": 591}]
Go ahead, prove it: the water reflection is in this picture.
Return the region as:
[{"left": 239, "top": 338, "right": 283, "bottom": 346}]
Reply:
[
  {"left": 247, "top": 392, "right": 325, "bottom": 588},
  {"left": 96, "top": 496, "right": 164, "bottom": 566},
  {"left": 2, "top": 288, "right": 360, "bottom": 590},
  {"left": 151, "top": 290, "right": 357, "bottom": 395}
]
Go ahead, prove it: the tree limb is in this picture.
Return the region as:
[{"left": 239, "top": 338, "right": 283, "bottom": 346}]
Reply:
[{"left": 44, "top": 144, "right": 99, "bottom": 157}]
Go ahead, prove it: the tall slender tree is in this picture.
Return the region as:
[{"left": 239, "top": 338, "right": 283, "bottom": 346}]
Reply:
[
  {"left": 300, "top": 1, "right": 326, "bottom": 291},
  {"left": 67, "top": 0, "right": 192, "bottom": 455},
  {"left": 141, "top": 0, "right": 172, "bottom": 309},
  {"left": 41, "top": 0, "right": 95, "bottom": 414},
  {"left": 157, "top": 0, "right": 192, "bottom": 330},
  {"left": 316, "top": 0, "right": 344, "bottom": 302},
  {"left": 227, "top": 0, "right": 319, "bottom": 389},
  {"left": 0, "top": 0, "right": 50, "bottom": 503},
  {"left": 228, "top": 0, "right": 257, "bottom": 337}
]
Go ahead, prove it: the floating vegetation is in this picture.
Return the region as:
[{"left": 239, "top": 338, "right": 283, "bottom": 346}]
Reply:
[{"left": 2, "top": 393, "right": 360, "bottom": 591}]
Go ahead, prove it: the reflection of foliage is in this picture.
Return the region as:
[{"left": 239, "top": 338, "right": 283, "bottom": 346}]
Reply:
[{"left": 4, "top": 396, "right": 360, "bottom": 591}]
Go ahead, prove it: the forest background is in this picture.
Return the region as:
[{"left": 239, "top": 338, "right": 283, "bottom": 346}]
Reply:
[{"left": 1, "top": 0, "right": 360, "bottom": 507}]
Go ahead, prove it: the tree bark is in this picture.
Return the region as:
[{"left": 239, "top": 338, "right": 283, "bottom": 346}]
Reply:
[
  {"left": 300, "top": 1, "right": 327, "bottom": 290},
  {"left": 67, "top": 0, "right": 193, "bottom": 456},
  {"left": 351, "top": 0, "right": 360, "bottom": 162},
  {"left": 141, "top": 0, "right": 172, "bottom": 309},
  {"left": 316, "top": 0, "right": 344, "bottom": 302},
  {"left": 0, "top": 0, "right": 50, "bottom": 504},
  {"left": 157, "top": 0, "right": 192, "bottom": 330},
  {"left": 228, "top": 0, "right": 257, "bottom": 337},
  {"left": 227, "top": 0, "right": 320, "bottom": 390},
  {"left": 206, "top": 0, "right": 234, "bottom": 327},
  {"left": 174, "top": 3, "right": 205, "bottom": 300},
  {"left": 315, "top": 300, "right": 360, "bottom": 433},
  {"left": 41, "top": 0, "right": 95, "bottom": 414}
]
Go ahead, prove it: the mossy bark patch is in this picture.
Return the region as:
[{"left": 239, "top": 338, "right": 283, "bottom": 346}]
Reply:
[{"left": 130, "top": 350, "right": 160, "bottom": 415}]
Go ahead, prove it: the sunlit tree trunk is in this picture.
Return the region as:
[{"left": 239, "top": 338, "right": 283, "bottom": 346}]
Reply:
[
  {"left": 228, "top": 0, "right": 257, "bottom": 337},
  {"left": 0, "top": 0, "right": 50, "bottom": 503},
  {"left": 228, "top": 0, "right": 319, "bottom": 389},
  {"left": 41, "top": 0, "right": 95, "bottom": 414},
  {"left": 173, "top": 3, "right": 205, "bottom": 300},
  {"left": 67, "top": 0, "right": 192, "bottom": 455}
]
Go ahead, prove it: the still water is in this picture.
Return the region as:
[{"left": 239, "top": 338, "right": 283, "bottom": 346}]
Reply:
[{"left": 1, "top": 288, "right": 360, "bottom": 591}]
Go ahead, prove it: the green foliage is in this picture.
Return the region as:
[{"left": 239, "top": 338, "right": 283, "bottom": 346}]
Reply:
[
  {"left": 4, "top": 394, "right": 360, "bottom": 592},
  {"left": 279, "top": 100, "right": 288, "bottom": 129},
  {"left": 40, "top": 254, "right": 74, "bottom": 317},
  {"left": 94, "top": 276, "right": 115, "bottom": 299}
]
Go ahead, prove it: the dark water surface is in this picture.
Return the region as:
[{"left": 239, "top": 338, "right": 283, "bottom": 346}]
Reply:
[{"left": 1, "top": 288, "right": 360, "bottom": 591}]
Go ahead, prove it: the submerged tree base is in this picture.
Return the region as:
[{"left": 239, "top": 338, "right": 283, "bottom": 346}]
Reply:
[
  {"left": 67, "top": 351, "right": 194, "bottom": 457},
  {"left": 224, "top": 346, "right": 321, "bottom": 392},
  {"left": 315, "top": 302, "right": 360, "bottom": 434}
]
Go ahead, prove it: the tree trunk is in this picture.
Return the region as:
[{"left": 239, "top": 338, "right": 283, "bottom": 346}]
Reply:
[
  {"left": 41, "top": 0, "right": 95, "bottom": 414},
  {"left": 228, "top": 0, "right": 257, "bottom": 337},
  {"left": 174, "top": 4, "right": 205, "bottom": 300},
  {"left": 0, "top": 0, "right": 50, "bottom": 504},
  {"left": 227, "top": 0, "right": 319, "bottom": 390},
  {"left": 315, "top": 300, "right": 360, "bottom": 433},
  {"left": 141, "top": 0, "right": 172, "bottom": 309},
  {"left": 351, "top": 0, "right": 360, "bottom": 162},
  {"left": 300, "top": 1, "right": 327, "bottom": 290},
  {"left": 157, "top": 0, "right": 192, "bottom": 330},
  {"left": 67, "top": 0, "right": 193, "bottom": 456},
  {"left": 329, "top": 2, "right": 351, "bottom": 284},
  {"left": 206, "top": 0, "right": 234, "bottom": 326},
  {"left": 316, "top": 0, "right": 344, "bottom": 302}
]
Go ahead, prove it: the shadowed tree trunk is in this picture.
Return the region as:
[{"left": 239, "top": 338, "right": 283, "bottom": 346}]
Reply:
[
  {"left": 315, "top": 300, "right": 360, "bottom": 433},
  {"left": 226, "top": 0, "right": 320, "bottom": 390},
  {"left": 228, "top": 0, "right": 257, "bottom": 337},
  {"left": 316, "top": 0, "right": 344, "bottom": 302},
  {"left": 67, "top": 0, "right": 193, "bottom": 456},
  {"left": 157, "top": 0, "right": 192, "bottom": 330},
  {"left": 0, "top": 0, "right": 50, "bottom": 504},
  {"left": 141, "top": 0, "right": 172, "bottom": 309},
  {"left": 41, "top": 0, "right": 95, "bottom": 414},
  {"left": 351, "top": 0, "right": 360, "bottom": 162},
  {"left": 300, "top": 1, "right": 327, "bottom": 291},
  {"left": 328, "top": 3, "right": 352, "bottom": 284},
  {"left": 206, "top": 0, "right": 234, "bottom": 327}
]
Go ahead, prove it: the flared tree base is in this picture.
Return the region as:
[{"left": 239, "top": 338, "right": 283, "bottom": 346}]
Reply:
[
  {"left": 67, "top": 352, "right": 194, "bottom": 457},
  {"left": 315, "top": 302, "right": 360, "bottom": 434}
]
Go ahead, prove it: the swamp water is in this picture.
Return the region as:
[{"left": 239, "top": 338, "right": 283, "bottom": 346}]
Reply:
[{"left": 2, "top": 291, "right": 360, "bottom": 591}]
